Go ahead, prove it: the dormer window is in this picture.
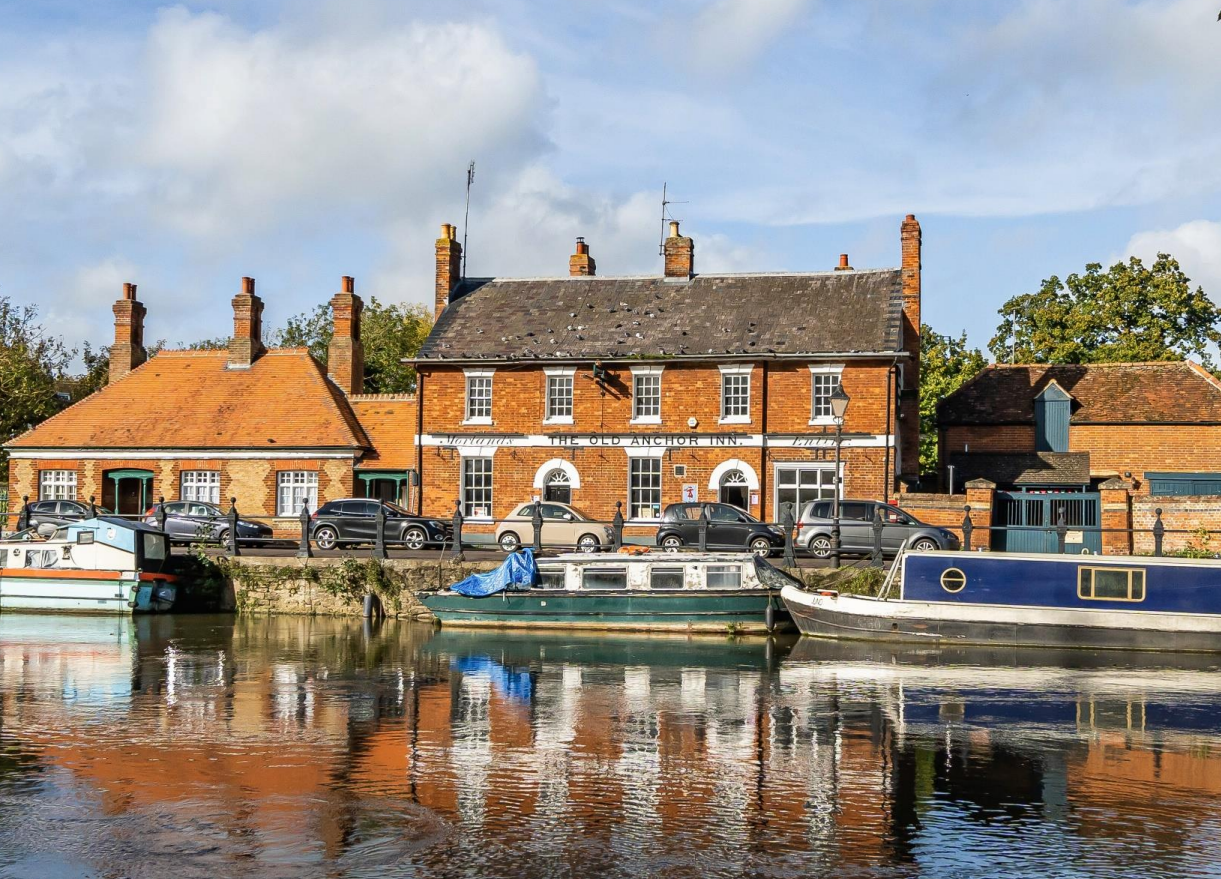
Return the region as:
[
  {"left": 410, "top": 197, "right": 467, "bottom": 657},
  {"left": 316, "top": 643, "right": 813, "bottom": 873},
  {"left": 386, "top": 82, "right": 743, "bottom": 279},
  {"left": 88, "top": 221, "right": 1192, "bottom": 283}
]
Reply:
[{"left": 1035, "top": 381, "right": 1071, "bottom": 452}]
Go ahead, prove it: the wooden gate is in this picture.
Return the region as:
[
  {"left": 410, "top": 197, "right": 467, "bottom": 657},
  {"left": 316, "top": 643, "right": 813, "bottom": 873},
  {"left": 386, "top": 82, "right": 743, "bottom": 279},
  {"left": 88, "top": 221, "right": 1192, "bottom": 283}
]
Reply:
[{"left": 993, "top": 489, "right": 1102, "bottom": 554}]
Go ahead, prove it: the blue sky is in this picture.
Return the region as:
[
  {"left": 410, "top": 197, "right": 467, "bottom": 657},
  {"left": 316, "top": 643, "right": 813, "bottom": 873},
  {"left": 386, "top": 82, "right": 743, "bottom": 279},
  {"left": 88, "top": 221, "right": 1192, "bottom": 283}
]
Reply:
[{"left": 1, "top": 0, "right": 1219, "bottom": 363}]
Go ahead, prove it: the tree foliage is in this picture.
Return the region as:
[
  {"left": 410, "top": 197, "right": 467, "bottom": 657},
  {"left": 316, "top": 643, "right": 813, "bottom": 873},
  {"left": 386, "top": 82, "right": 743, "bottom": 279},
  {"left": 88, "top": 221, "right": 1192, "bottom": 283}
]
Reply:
[
  {"left": 274, "top": 297, "right": 432, "bottom": 393},
  {"left": 919, "top": 324, "right": 987, "bottom": 474},
  {"left": 988, "top": 254, "right": 1221, "bottom": 368},
  {"left": 0, "top": 299, "right": 74, "bottom": 469}
]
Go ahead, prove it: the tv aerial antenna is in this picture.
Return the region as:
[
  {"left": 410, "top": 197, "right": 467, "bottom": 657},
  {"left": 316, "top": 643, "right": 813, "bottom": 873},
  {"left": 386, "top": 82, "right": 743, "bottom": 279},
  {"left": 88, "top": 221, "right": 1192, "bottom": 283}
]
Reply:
[
  {"left": 462, "top": 160, "right": 475, "bottom": 279},
  {"left": 658, "top": 182, "right": 688, "bottom": 256}
]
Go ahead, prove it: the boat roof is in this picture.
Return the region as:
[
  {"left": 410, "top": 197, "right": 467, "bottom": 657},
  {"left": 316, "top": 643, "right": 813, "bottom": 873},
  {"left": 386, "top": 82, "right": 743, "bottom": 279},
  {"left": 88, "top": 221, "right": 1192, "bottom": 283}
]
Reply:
[{"left": 538, "top": 551, "right": 763, "bottom": 564}]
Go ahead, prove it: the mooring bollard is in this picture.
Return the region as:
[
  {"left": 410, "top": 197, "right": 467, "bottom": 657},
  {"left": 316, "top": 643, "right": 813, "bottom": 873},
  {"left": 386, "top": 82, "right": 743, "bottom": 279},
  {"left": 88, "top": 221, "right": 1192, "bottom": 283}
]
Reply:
[
  {"left": 227, "top": 498, "right": 240, "bottom": 557},
  {"left": 612, "top": 501, "right": 624, "bottom": 550},
  {"left": 698, "top": 505, "right": 709, "bottom": 553},
  {"left": 155, "top": 496, "right": 167, "bottom": 531},
  {"left": 374, "top": 503, "right": 388, "bottom": 560},
  {"left": 532, "top": 502, "right": 543, "bottom": 552},
  {"left": 17, "top": 496, "right": 29, "bottom": 531},
  {"left": 871, "top": 507, "right": 884, "bottom": 568},
  {"left": 782, "top": 503, "right": 796, "bottom": 568},
  {"left": 1153, "top": 507, "right": 1164, "bottom": 557},
  {"left": 1056, "top": 505, "right": 1067, "bottom": 554},
  {"left": 89, "top": 495, "right": 98, "bottom": 518},
  {"left": 962, "top": 505, "right": 973, "bottom": 552},
  {"left": 297, "top": 503, "right": 313, "bottom": 558},
  {"left": 452, "top": 500, "right": 465, "bottom": 562}
]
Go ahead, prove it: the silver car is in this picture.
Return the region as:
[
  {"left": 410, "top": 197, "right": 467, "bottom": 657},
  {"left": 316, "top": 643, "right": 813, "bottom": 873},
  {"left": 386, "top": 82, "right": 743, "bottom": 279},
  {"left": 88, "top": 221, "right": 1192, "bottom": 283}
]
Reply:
[{"left": 796, "top": 499, "right": 960, "bottom": 558}]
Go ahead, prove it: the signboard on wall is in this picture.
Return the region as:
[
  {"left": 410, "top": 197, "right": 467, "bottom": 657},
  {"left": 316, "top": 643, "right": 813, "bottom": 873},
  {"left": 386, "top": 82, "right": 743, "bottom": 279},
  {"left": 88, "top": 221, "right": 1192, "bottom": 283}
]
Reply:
[{"left": 682, "top": 484, "right": 698, "bottom": 503}]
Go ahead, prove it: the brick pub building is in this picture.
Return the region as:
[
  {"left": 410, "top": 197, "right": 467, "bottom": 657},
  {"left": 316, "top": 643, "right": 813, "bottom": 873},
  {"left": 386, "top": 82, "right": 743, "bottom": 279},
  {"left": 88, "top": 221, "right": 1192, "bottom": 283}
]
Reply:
[{"left": 413, "top": 215, "right": 924, "bottom": 533}]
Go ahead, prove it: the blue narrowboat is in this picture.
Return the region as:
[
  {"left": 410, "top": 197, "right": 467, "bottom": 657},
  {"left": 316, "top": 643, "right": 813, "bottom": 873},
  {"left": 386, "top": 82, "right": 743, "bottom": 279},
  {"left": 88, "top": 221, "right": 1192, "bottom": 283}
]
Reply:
[{"left": 781, "top": 550, "right": 1221, "bottom": 652}]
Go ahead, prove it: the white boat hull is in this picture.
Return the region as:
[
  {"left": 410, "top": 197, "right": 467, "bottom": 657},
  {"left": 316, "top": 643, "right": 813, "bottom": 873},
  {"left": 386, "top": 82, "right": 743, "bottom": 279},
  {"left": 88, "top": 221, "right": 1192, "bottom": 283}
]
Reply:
[{"left": 0, "top": 572, "right": 176, "bottom": 615}]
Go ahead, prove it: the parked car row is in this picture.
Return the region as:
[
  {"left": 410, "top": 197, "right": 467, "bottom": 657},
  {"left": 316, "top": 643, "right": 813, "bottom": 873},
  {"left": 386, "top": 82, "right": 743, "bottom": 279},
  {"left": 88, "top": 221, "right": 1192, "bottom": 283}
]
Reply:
[{"left": 18, "top": 495, "right": 958, "bottom": 557}]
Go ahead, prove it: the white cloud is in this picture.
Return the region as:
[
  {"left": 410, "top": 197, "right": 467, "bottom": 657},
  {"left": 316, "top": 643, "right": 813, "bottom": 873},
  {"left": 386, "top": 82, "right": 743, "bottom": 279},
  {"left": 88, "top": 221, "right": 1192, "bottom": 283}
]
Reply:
[
  {"left": 679, "top": 0, "right": 813, "bottom": 73},
  {"left": 1125, "top": 220, "right": 1221, "bottom": 302}
]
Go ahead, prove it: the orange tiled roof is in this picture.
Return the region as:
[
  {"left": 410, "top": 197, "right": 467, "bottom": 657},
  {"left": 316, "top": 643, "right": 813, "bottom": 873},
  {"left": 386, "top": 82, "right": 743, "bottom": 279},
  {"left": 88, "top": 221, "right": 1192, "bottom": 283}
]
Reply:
[
  {"left": 350, "top": 395, "right": 418, "bottom": 470},
  {"left": 8, "top": 349, "right": 370, "bottom": 450}
]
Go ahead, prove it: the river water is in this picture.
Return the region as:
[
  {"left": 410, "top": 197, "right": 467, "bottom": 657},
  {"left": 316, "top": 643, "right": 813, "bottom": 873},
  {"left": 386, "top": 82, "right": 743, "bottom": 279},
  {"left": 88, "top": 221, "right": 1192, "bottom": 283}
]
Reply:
[{"left": 3, "top": 615, "right": 1221, "bottom": 879}]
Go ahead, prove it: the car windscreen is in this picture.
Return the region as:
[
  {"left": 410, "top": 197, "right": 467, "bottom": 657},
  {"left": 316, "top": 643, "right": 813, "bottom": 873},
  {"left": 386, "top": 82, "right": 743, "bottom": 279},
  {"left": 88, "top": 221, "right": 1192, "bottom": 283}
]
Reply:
[
  {"left": 385, "top": 502, "right": 413, "bottom": 517},
  {"left": 564, "top": 506, "right": 592, "bottom": 521}
]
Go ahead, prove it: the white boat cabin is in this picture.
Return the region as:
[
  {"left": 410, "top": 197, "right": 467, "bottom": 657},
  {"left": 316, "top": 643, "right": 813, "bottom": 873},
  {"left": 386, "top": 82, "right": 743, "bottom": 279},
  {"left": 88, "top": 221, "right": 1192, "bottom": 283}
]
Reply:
[
  {"left": 1, "top": 517, "right": 169, "bottom": 575},
  {"left": 534, "top": 552, "right": 795, "bottom": 592}
]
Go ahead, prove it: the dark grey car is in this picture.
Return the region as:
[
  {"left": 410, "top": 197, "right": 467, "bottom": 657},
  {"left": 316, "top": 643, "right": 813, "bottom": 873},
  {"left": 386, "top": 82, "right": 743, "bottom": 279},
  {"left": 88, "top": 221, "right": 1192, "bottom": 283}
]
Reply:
[
  {"left": 25, "top": 499, "right": 94, "bottom": 529},
  {"left": 796, "top": 499, "right": 960, "bottom": 558},
  {"left": 144, "top": 501, "right": 274, "bottom": 545}
]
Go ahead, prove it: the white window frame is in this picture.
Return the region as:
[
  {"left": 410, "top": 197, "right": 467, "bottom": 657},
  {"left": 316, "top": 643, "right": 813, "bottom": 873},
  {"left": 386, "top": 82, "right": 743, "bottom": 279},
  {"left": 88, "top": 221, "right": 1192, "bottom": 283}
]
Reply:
[
  {"left": 719, "top": 364, "right": 753, "bottom": 425},
  {"left": 461, "top": 455, "right": 494, "bottom": 520},
  {"left": 276, "top": 471, "right": 318, "bottom": 517},
  {"left": 463, "top": 368, "right": 494, "bottom": 426},
  {"left": 39, "top": 469, "right": 77, "bottom": 500},
  {"left": 809, "top": 364, "right": 845, "bottom": 426},
  {"left": 773, "top": 463, "right": 840, "bottom": 519},
  {"left": 543, "top": 367, "right": 576, "bottom": 425},
  {"left": 630, "top": 365, "right": 663, "bottom": 425},
  {"left": 180, "top": 470, "right": 220, "bottom": 504},
  {"left": 627, "top": 452, "right": 664, "bottom": 522}
]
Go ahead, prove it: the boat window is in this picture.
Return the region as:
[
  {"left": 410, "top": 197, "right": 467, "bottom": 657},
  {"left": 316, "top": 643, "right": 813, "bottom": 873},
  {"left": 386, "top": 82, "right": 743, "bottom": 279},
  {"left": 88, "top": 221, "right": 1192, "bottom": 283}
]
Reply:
[
  {"left": 582, "top": 568, "right": 628, "bottom": 590},
  {"left": 537, "top": 569, "right": 567, "bottom": 590},
  {"left": 24, "top": 549, "right": 58, "bottom": 569},
  {"left": 706, "top": 565, "right": 742, "bottom": 590},
  {"left": 143, "top": 534, "right": 168, "bottom": 562},
  {"left": 940, "top": 568, "right": 967, "bottom": 593},
  {"left": 649, "top": 567, "right": 685, "bottom": 590},
  {"left": 1078, "top": 567, "right": 1145, "bottom": 602}
]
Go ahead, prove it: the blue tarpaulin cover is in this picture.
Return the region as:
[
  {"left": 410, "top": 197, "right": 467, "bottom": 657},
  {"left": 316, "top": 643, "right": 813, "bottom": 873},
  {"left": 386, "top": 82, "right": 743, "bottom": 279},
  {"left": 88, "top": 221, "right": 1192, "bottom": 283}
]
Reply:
[{"left": 450, "top": 549, "right": 537, "bottom": 597}]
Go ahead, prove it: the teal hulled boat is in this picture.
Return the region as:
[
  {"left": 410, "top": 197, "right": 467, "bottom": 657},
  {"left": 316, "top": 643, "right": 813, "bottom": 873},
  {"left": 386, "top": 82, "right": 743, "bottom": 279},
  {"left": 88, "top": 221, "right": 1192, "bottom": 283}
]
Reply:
[{"left": 420, "top": 550, "right": 797, "bottom": 634}]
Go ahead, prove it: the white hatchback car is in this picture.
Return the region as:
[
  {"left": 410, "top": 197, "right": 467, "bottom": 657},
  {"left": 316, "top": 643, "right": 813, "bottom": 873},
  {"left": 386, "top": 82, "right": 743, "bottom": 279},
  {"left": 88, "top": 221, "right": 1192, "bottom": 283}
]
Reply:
[{"left": 495, "top": 501, "right": 614, "bottom": 553}]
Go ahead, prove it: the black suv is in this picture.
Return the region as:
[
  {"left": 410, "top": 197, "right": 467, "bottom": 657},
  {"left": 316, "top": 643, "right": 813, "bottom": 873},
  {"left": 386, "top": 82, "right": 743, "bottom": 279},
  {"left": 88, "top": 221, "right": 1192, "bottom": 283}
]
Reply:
[
  {"left": 655, "top": 503, "right": 785, "bottom": 556},
  {"left": 309, "top": 499, "right": 453, "bottom": 550}
]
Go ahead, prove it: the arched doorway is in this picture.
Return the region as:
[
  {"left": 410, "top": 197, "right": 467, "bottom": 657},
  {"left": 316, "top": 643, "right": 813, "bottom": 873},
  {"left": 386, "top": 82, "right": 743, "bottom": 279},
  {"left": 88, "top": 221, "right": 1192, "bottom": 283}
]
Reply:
[
  {"left": 543, "top": 468, "right": 572, "bottom": 504},
  {"left": 103, "top": 468, "right": 154, "bottom": 516},
  {"left": 719, "top": 469, "right": 749, "bottom": 510}
]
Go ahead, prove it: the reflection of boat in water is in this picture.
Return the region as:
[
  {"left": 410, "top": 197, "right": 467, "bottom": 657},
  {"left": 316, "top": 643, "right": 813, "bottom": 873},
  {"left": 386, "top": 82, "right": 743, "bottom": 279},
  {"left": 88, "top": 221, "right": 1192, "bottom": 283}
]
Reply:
[
  {"left": 422, "top": 551, "right": 795, "bottom": 633},
  {"left": 0, "top": 517, "right": 176, "bottom": 614},
  {"left": 783, "top": 549, "right": 1221, "bottom": 652},
  {"left": 784, "top": 637, "right": 1221, "bottom": 737},
  {"left": 427, "top": 627, "right": 795, "bottom": 670}
]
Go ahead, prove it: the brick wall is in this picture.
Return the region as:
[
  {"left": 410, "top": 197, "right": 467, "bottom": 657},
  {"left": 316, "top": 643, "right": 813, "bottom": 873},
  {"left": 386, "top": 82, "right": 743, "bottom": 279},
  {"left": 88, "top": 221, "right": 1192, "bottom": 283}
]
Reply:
[
  {"left": 1070, "top": 425, "right": 1221, "bottom": 488},
  {"left": 1132, "top": 495, "right": 1221, "bottom": 555}
]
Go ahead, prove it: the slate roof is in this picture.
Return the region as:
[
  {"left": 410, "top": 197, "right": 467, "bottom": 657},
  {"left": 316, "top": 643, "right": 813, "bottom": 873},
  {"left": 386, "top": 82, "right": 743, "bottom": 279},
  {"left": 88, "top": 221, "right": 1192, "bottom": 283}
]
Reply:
[
  {"left": 8, "top": 349, "right": 370, "bottom": 450},
  {"left": 938, "top": 362, "right": 1221, "bottom": 425},
  {"left": 350, "top": 396, "right": 418, "bottom": 470},
  {"left": 947, "top": 452, "right": 1092, "bottom": 486},
  {"left": 418, "top": 270, "right": 904, "bottom": 362}
]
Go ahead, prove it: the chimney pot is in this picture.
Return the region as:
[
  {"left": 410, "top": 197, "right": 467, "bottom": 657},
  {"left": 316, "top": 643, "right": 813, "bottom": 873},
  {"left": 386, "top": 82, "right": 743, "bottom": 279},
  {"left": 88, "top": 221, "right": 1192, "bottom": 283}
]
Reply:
[
  {"left": 123, "top": 282, "right": 136, "bottom": 301},
  {"left": 242, "top": 276, "right": 255, "bottom": 296},
  {"left": 835, "top": 253, "right": 853, "bottom": 271},
  {"left": 342, "top": 275, "right": 354, "bottom": 293},
  {"left": 668, "top": 221, "right": 680, "bottom": 238}
]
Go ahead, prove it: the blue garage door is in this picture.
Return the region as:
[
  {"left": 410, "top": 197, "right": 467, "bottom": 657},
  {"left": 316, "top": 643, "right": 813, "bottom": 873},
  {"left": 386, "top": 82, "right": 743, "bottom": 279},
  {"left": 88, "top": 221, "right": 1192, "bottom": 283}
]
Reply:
[
  {"left": 994, "top": 489, "right": 1102, "bottom": 554},
  {"left": 1147, "top": 472, "right": 1221, "bottom": 496}
]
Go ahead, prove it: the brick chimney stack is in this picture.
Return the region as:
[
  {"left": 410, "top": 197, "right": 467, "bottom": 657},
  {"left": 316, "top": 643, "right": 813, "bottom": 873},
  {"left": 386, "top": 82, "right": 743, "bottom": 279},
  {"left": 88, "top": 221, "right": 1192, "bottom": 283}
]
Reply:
[
  {"left": 435, "top": 223, "right": 462, "bottom": 321},
  {"left": 569, "top": 237, "right": 596, "bottom": 277},
  {"left": 328, "top": 275, "right": 365, "bottom": 395},
  {"left": 899, "top": 213, "right": 922, "bottom": 479},
  {"left": 663, "top": 221, "right": 694, "bottom": 280},
  {"left": 110, "top": 282, "right": 147, "bottom": 384},
  {"left": 835, "top": 253, "right": 853, "bottom": 271},
  {"left": 228, "top": 276, "right": 266, "bottom": 370}
]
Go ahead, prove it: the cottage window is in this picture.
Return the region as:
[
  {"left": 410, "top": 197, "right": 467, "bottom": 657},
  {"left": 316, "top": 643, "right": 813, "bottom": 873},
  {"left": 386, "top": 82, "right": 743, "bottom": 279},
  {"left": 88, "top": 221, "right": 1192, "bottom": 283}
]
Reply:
[
  {"left": 545, "top": 371, "right": 574, "bottom": 423},
  {"left": 775, "top": 465, "right": 836, "bottom": 518},
  {"left": 632, "top": 367, "right": 663, "bottom": 423},
  {"left": 629, "top": 458, "right": 662, "bottom": 520},
  {"left": 464, "top": 370, "right": 493, "bottom": 424},
  {"left": 719, "top": 365, "right": 752, "bottom": 423},
  {"left": 810, "top": 365, "right": 845, "bottom": 423},
  {"left": 276, "top": 471, "right": 317, "bottom": 517},
  {"left": 180, "top": 471, "right": 220, "bottom": 504},
  {"left": 39, "top": 470, "right": 77, "bottom": 500},
  {"left": 462, "top": 458, "right": 493, "bottom": 518}
]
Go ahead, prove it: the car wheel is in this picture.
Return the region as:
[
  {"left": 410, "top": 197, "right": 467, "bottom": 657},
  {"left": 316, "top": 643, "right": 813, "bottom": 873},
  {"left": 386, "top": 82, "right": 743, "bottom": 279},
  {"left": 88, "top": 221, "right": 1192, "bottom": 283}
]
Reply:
[
  {"left": 807, "top": 535, "right": 832, "bottom": 558},
  {"left": 402, "top": 526, "right": 427, "bottom": 551},
  {"left": 215, "top": 529, "right": 230, "bottom": 547},
  {"left": 314, "top": 526, "right": 339, "bottom": 551},
  {"left": 910, "top": 538, "right": 938, "bottom": 552},
  {"left": 577, "top": 534, "right": 600, "bottom": 553},
  {"left": 661, "top": 535, "right": 683, "bottom": 552},
  {"left": 499, "top": 531, "right": 521, "bottom": 553},
  {"left": 749, "top": 537, "right": 773, "bottom": 556}
]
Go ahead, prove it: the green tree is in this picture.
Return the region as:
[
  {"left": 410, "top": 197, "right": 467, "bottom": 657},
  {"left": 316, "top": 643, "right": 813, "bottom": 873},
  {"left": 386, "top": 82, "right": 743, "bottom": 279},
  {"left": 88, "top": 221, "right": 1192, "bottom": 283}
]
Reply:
[
  {"left": 920, "top": 324, "right": 987, "bottom": 474},
  {"left": 274, "top": 297, "right": 432, "bottom": 393},
  {"left": 989, "top": 254, "right": 1221, "bottom": 368},
  {"left": 0, "top": 298, "right": 74, "bottom": 475}
]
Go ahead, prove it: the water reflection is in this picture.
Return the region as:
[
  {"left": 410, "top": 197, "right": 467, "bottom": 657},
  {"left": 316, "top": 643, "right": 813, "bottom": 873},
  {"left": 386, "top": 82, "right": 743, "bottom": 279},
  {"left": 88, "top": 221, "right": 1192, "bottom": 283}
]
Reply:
[{"left": 2, "top": 616, "right": 1221, "bottom": 877}]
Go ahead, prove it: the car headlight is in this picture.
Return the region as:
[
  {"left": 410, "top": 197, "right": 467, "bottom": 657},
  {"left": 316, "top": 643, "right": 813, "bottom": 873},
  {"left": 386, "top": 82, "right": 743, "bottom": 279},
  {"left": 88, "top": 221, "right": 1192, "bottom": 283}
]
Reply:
[{"left": 428, "top": 520, "right": 446, "bottom": 529}]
